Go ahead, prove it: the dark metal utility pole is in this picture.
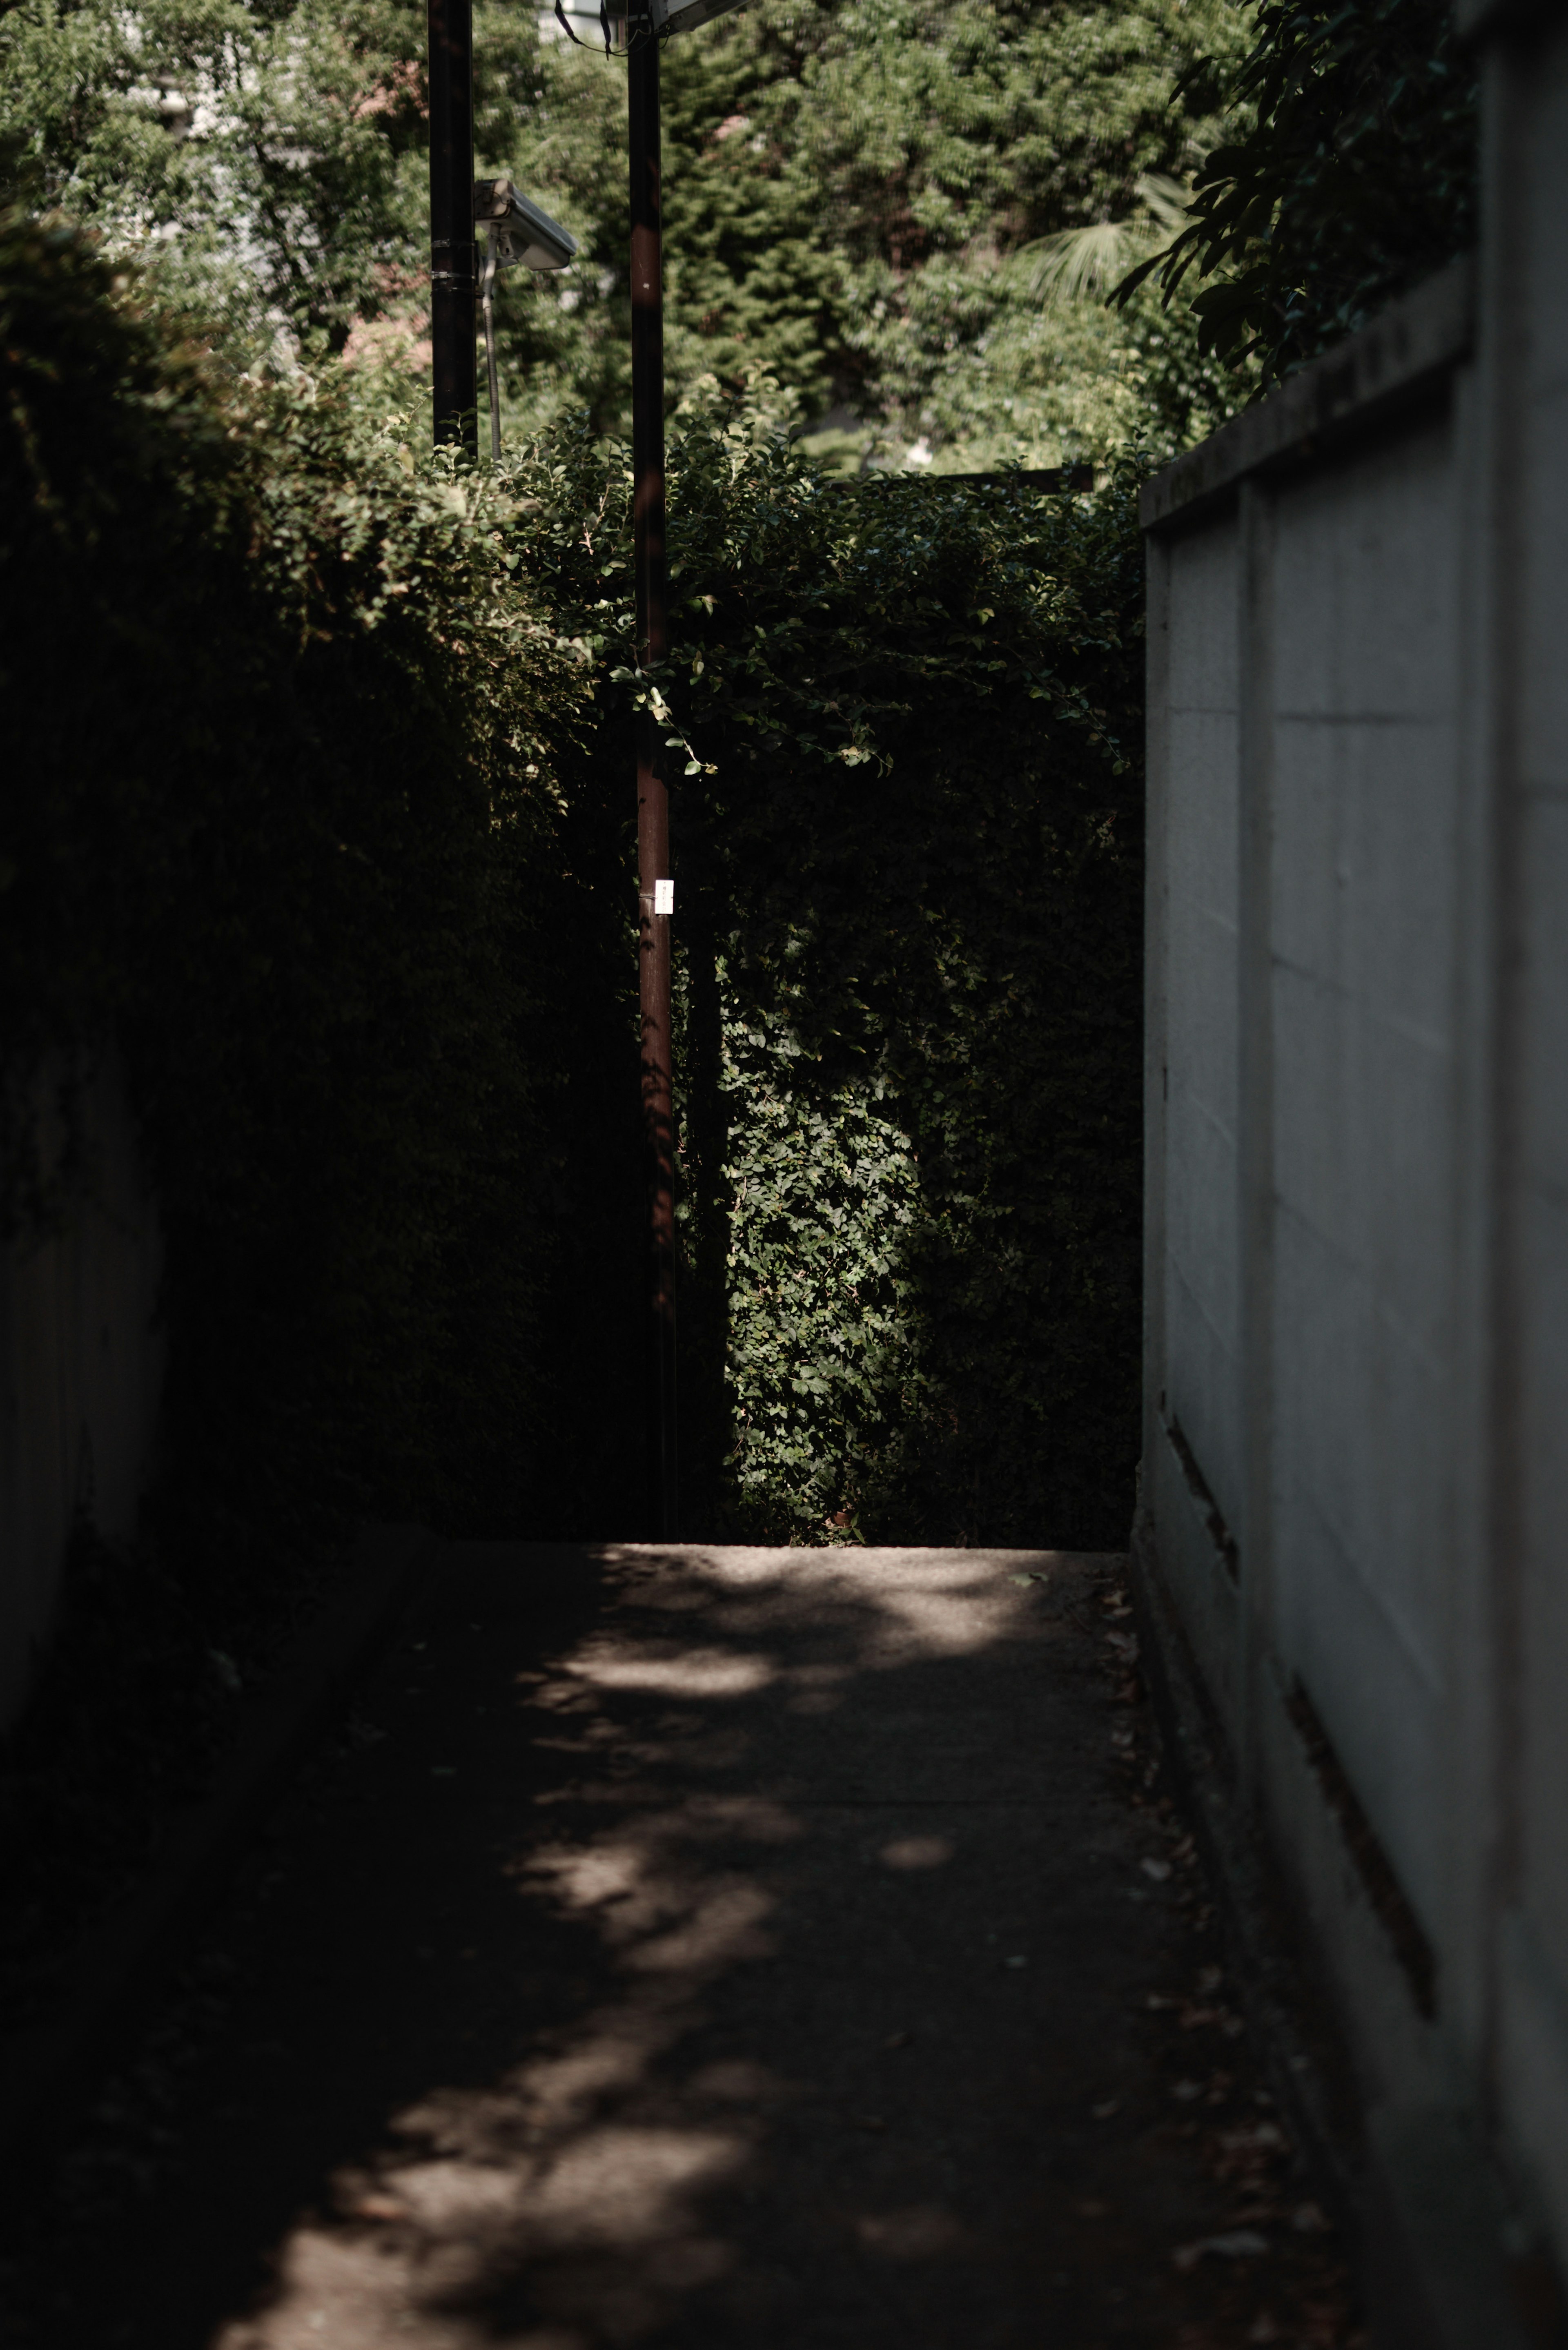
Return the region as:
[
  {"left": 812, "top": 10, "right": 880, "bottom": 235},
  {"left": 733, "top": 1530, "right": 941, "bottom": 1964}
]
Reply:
[
  {"left": 428, "top": 0, "right": 476, "bottom": 448},
  {"left": 628, "top": 10, "right": 677, "bottom": 1538}
]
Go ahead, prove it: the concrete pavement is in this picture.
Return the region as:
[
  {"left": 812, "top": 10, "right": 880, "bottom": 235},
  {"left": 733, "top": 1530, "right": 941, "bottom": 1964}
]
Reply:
[{"left": 7, "top": 1545, "right": 1359, "bottom": 2348}]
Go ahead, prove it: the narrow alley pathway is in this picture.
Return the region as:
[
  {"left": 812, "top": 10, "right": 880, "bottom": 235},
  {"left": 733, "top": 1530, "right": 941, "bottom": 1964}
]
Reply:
[{"left": 11, "top": 1546, "right": 1358, "bottom": 2348}]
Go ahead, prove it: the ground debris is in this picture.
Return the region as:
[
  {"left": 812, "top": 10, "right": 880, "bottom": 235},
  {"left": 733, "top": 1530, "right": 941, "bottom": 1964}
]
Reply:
[{"left": 3, "top": 1547, "right": 1362, "bottom": 2348}]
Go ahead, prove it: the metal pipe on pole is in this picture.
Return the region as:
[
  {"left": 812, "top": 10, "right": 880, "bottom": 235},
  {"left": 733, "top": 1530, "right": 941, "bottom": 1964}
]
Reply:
[
  {"left": 432, "top": 0, "right": 678, "bottom": 1530},
  {"left": 628, "top": 13, "right": 678, "bottom": 1538},
  {"left": 480, "top": 231, "right": 502, "bottom": 465},
  {"left": 428, "top": 0, "right": 477, "bottom": 449}
]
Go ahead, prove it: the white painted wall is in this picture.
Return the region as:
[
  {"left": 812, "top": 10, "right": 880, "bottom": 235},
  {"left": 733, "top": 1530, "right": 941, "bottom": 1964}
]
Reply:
[
  {"left": 1266, "top": 411, "right": 1464, "bottom": 1944},
  {"left": 1147, "top": 517, "right": 1247, "bottom": 1726},
  {"left": 1139, "top": 2, "right": 1568, "bottom": 2327},
  {"left": 1488, "top": 2, "right": 1568, "bottom": 2265},
  {"left": 0, "top": 1057, "right": 164, "bottom": 1730}
]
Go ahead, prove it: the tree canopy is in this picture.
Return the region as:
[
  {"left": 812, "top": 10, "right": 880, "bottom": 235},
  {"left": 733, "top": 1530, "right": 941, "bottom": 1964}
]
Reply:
[
  {"left": 1123, "top": 0, "right": 1477, "bottom": 383},
  {"left": 0, "top": 0, "right": 1253, "bottom": 462}
]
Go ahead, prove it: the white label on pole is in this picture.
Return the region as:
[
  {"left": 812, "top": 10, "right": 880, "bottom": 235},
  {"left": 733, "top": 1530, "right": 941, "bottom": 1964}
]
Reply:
[{"left": 654, "top": 878, "right": 675, "bottom": 916}]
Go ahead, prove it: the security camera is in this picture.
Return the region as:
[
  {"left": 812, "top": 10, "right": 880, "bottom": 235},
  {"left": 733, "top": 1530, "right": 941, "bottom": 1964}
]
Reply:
[
  {"left": 546, "top": 0, "right": 742, "bottom": 44},
  {"left": 472, "top": 179, "right": 578, "bottom": 272},
  {"left": 472, "top": 180, "right": 579, "bottom": 464}
]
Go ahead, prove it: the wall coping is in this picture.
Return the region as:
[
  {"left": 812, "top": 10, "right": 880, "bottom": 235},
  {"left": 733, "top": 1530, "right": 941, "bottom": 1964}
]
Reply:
[
  {"left": 1453, "top": 0, "right": 1568, "bottom": 46},
  {"left": 1139, "top": 259, "right": 1475, "bottom": 536}
]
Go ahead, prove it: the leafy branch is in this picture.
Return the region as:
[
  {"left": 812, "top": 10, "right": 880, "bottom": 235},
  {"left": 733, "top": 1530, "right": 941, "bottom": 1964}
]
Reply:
[{"left": 1116, "top": 0, "right": 1477, "bottom": 384}]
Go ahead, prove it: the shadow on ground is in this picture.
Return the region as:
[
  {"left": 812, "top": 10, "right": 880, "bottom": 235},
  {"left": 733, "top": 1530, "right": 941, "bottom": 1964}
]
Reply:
[{"left": 9, "top": 1546, "right": 1359, "bottom": 2349}]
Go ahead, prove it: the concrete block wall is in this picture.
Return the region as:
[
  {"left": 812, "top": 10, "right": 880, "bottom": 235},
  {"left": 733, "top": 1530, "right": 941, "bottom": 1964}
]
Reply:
[
  {"left": 0, "top": 1056, "right": 164, "bottom": 1730},
  {"left": 1136, "top": 2, "right": 1568, "bottom": 2335}
]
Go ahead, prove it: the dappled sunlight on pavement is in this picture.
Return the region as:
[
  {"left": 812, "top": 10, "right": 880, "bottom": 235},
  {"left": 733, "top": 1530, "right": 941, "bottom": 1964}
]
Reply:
[{"left": 14, "top": 1547, "right": 1360, "bottom": 2349}]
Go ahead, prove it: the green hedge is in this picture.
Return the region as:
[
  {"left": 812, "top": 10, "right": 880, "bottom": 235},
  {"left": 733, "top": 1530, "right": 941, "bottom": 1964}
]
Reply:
[
  {"left": 0, "top": 211, "right": 636, "bottom": 1571},
  {"left": 2, "top": 217, "right": 1143, "bottom": 1577},
  {"left": 507, "top": 395, "right": 1146, "bottom": 1547}
]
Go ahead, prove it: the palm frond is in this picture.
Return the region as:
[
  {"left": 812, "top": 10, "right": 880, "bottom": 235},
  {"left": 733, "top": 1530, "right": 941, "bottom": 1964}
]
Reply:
[
  {"left": 1133, "top": 173, "right": 1195, "bottom": 239},
  {"left": 1020, "top": 176, "right": 1194, "bottom": 308},
  {"left": 1025, "top": 221, "right": 1142, "bottom": 305}
]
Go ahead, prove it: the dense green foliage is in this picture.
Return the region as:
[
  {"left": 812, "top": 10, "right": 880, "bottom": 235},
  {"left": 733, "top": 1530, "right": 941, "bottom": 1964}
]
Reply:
[
  {"left": 0, "top": 0, "right": 428, "bottom": 346},
  {"left": 0, "top": 0, "right": 1479, "bottom": 445},
  {"left": 4, "top": 212, "right": 1143, "bottom": 1569},
  {"left": 506, "top": 389, "right": 1145, "bottom": 1542},
  {"left": 0, "top": 211, "right": 640, "bottom": 1561},
  {"left": 498, "top": 0, "right": 1249, "bottom": 462},
  {"left": 0, "top": 0, "right": 1253, "bottom": 463},
  {"left": 1125, "top": 0, "right": 1478, "bottom": 381}
]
